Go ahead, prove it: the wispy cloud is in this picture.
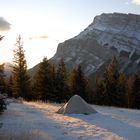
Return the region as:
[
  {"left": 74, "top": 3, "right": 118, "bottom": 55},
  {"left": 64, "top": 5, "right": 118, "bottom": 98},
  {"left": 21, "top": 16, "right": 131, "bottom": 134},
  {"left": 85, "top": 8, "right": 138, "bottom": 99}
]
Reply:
[
  {"left": 0, "top": 17, "right": 11, "bottom": 31},
  {"left": 29, "top": 35, "right": 48, "bottom": 40},
  {"left": 132, "top": 0, "right": 140, "bottom": 5}
]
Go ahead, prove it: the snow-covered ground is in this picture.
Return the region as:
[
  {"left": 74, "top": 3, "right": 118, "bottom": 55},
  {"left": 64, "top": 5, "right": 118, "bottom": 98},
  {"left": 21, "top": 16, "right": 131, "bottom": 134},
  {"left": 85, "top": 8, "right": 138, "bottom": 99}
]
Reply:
[{"left": 0, "top": 101, "right": 140, "bottom": 140}]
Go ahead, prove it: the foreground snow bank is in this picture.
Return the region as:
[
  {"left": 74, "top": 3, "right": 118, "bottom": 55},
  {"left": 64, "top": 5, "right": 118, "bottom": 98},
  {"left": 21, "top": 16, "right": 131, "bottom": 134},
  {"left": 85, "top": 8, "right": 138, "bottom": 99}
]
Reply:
[
  {"left": 0, "top": 101, "right": 140, "bottom": 140},
  {"left": 0, "top": 102, "right": 53, "bottom": 140}
]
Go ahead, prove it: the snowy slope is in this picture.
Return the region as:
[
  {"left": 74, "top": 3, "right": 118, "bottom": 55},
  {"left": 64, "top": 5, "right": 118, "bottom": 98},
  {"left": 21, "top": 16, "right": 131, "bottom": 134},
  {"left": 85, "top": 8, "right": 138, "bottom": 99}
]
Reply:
[{"left": 0, "top": 101, "right": 140, "bottom": 140}]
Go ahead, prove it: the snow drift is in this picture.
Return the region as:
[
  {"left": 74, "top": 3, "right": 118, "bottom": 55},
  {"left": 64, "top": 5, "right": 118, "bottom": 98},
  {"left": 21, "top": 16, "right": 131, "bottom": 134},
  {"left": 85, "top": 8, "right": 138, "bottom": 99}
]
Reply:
[{"left": 57, "top": 95, "right": 97, "bottom": 114}]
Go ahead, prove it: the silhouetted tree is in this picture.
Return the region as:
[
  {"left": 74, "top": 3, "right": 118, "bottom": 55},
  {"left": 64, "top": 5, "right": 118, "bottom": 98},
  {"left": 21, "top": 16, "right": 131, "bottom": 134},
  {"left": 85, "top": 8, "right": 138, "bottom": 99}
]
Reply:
[
  {"left": 127, "top": 75, "right": 140, "bottom": 108},
  {"left": 94, "top": 55, "right": 140, "bottom": 108},
  {"left": 12, "top": 35, "right": 31, "bottom": 100},
  {"left": 55, "top": 58, "right": 70, "bottom": 102},
  {"left": 118, "top": 73, "right": 127, "bottom": 107},
  {"left": 95, "top": 75, "right": 107, "bottom": 105},
  {"left": 127, "top": 75, "right": 135, "bottom": 108},
  {"left": 69, "top": 65, "right": 89, "bottom": 101},
  {"left": 133, "top": 75, "right": 140, "bottom": 109},
  {"left": 32, "top": 57, "right": 53, "bottom": 101},
  {"left": 51, "top": 64, "right": 57, "bottom": 101},
  {"left": 103, "top": 56, "right": 120, "bottom": 106}
]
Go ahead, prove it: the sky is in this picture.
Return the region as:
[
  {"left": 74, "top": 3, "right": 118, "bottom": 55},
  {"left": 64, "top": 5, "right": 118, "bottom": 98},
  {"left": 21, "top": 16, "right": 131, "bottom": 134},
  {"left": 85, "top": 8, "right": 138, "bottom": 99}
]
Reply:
[{"left": 0, "top": 0, "right": 140, "bottom": 68}]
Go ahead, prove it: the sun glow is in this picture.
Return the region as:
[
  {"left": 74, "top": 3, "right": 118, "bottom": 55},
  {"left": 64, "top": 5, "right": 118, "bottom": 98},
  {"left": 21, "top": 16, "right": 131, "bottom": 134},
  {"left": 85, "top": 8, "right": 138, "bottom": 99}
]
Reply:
[
  {"left": 0, "top": 9, "right": 82, "bottom": 68},
  {"left": 0, "top": 0, "right": 140, "bottom": 68},
  {"left": 132, "top": 0, "right": 140, "bottom": 5}
]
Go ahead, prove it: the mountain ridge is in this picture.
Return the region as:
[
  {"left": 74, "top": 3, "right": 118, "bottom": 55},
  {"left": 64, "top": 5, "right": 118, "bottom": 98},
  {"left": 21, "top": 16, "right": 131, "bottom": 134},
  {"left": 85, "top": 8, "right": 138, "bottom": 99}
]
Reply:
[{"left": 31, "top": 13, "right": 140, "bottom": 79}]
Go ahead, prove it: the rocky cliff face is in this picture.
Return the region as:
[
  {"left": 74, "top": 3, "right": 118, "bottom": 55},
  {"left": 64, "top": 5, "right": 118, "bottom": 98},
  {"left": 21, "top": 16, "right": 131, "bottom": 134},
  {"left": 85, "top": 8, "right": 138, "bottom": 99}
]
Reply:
[{"left": 50, "top": 13, "right": 140, "bottom": 77}]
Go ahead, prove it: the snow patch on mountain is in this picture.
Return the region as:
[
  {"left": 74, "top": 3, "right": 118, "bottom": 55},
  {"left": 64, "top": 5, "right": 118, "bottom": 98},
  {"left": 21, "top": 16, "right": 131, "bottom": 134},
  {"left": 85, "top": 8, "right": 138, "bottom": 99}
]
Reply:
[{"left": 75, "top": 13, "right": 140, "bottom": 54}]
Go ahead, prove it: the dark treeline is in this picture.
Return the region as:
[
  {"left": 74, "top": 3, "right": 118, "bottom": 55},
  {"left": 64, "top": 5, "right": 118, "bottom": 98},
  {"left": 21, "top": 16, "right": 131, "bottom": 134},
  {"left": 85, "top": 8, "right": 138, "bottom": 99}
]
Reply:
[
  {"left": 2, "top": 36, "right": 90, "bottom": 104},
  {"left": 94, "top": 56, "right": 140, "bottom": 109},
  {"left": 0, "top": 35, "right": 140, "bottom": 110},
  {"left": 31, "top": 57, "right": 90, "bottom": 103}
]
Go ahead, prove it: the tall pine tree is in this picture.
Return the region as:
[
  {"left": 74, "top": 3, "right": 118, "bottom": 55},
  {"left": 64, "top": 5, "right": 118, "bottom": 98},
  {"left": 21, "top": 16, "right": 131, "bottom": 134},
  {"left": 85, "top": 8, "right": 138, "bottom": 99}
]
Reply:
[
  {"left": 127, "top": 75, "right": 140, "bottom": 108},
  {"left": 103, "top": 56, "right": 120, "bottom": 106},
  {"left": 95, "top": 75, "right": 107, "bottom": 105},
  {"left": 55, "top": 58, "right": 69, "bottom": 102},
  {"left": 95, "top": 56, "right": 139, "bottom": 108},
  {"left": 69, "top": 65, "right": 89, "bottom": 101},
  {"left": 118, "top": 73, "right": 127, "bottom": 107},
  {"left": 12, "top": 35, "right": 31, "bottom": 100},
  {"left": 32, "top": 57, "right": 53, "bottom": 101},
  {"left": 51, "top": 64, "right": 57, "bottom": 101},
  {"left": 133, "top": 75, "right": 140, "bottom": 109}
]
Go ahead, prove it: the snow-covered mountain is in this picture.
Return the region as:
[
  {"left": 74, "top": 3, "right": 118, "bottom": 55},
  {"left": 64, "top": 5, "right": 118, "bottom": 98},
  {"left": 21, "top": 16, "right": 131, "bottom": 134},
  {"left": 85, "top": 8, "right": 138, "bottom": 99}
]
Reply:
[{"left": 50, "top": 13, "right": 140, "bottom": 77}]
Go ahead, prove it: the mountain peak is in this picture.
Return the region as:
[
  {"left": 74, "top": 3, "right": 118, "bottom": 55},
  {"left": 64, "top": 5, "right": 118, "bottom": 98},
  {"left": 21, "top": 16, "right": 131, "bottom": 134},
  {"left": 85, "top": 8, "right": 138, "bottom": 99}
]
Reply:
[
  {"left": 76, "top": 13, "right": 140, "bottom": 41},
  {"left": 49, "top": 13, "right": 140, "bottom": 79}
]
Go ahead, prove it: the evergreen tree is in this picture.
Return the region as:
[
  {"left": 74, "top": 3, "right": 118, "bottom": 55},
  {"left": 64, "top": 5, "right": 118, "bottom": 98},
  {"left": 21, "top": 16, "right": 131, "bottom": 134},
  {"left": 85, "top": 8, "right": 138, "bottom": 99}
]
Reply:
[
  {"left": 103, "top": 56, "right": 120, "bottom": 106},
  {"left": 32, "top": 57, "right": 53, "bottom": 101},
  {"left": 127, "top": 75, "right": 140, "bottom": 108},
  {"left": 69, "top": 65, "right": 89, "bottom": 101},
  {"left": 12, "top": 35, "right": 31, "bottom": 100},
  {"left": 51, "top": 64, "right": 57, "bottom": 101},
  {"left": 133, "top": 75, "right": 140, "bottom": 109},
  {"left": 55, "top": 58, "right": 70, "bottom": 102},
  {"left": 118, "top": 73, "right": 127, "bottom": 107},
  {"left": 95, "top": 56, "right": 139, "bottom": 108},
  {"left": 69, "top": 68, "right": 78, "bottom": 97},
  {"left": 95, "top": 75, "right": 107, "bottom": 105},
  {"left": 127, "top": 75, "right": 135, "bottom": 108}
]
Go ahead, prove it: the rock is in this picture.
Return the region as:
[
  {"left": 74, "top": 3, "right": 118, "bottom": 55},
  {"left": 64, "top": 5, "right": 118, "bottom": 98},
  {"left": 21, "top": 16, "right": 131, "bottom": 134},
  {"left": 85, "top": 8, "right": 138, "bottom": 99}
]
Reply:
[{"left": 57, "top": 95, "right": 97, "bottom": 114}]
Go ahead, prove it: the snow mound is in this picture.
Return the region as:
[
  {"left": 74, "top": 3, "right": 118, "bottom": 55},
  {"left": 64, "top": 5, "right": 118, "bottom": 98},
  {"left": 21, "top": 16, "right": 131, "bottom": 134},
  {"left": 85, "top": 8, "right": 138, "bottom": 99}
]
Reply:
[{"left": 57, "top": 95, "right": 97, "bottom": 114}]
